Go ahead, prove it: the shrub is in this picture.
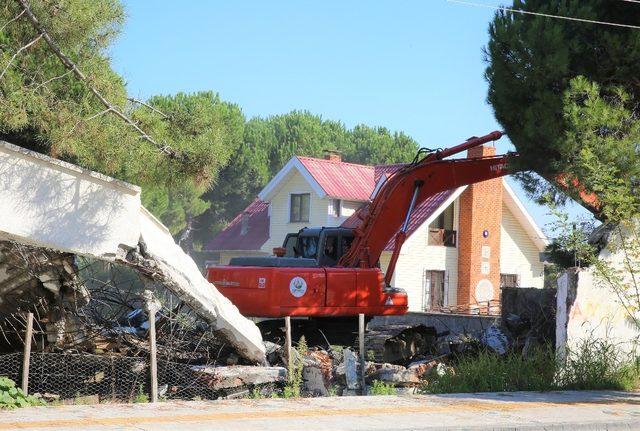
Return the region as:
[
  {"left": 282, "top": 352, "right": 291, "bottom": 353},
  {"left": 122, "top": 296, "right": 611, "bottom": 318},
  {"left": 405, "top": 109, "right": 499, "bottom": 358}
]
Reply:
[
  {"left": 0, "top": 377, "right": 44, "bottom": 409},
  {"left": 368, "top": 380, "right": 396, "bottom": 396}
]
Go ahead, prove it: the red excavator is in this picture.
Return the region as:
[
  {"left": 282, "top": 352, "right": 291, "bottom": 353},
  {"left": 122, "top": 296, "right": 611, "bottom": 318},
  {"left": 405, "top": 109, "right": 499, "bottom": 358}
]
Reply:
[{"left": 207, "top": 131, "right": 517, "bottom": 320}]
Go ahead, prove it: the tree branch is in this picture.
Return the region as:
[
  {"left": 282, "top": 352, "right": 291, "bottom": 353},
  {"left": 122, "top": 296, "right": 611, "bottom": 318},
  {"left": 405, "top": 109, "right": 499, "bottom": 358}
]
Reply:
[
  {"left": 128, "top": 97, "right": 170, "bottom": 119},
  {"left": 31, "top": 69, "right": 72, "bottom": 91},
  {"left": 0, "top": 8, "right": 25, "bottom": 33},
  {"left": 0, "top": 33, "right": 42, "bottom": 81},
  {"left": 13, "top": 0, "right": 182, "bottom": 160}
]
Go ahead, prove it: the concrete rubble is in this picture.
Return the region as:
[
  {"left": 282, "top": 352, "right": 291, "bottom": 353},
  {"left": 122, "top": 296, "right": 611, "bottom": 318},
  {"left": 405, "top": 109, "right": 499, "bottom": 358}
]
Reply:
[
  {"left": 192, "top": 365, "right": 287, "bottom": 390},
  {"left": 0, "top": 140, "right": 265, "bottom": 364}
]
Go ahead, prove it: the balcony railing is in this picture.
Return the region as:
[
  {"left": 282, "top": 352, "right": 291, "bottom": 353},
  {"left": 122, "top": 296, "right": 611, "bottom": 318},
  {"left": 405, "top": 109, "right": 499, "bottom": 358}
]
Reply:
[{"left": 428, "top": 229, "right": 457, "bottom": 247}]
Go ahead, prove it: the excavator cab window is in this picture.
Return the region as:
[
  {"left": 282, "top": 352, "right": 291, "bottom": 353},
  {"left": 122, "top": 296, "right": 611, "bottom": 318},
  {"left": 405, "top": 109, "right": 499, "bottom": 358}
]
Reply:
[
  {"left": 322, "top": 234, "right": 339, "bottom": 265},
  {"left": 299, "top": 236, "right": 319, "bottom": 259},
  {"left": 283, "top": 233, "right": 298, "bottom": 257}
]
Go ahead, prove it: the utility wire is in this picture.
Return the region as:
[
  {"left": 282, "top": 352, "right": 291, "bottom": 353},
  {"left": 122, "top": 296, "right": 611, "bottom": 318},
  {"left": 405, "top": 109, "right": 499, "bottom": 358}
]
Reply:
[{"left": 447, "top": 0, "right": 640, "bottom": 30}]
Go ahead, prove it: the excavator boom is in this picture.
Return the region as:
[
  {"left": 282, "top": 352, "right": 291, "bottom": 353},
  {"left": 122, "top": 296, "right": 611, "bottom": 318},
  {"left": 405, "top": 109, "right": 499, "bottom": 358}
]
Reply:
[{"left": 338, "top": 131, "right": 518, "bottom": 286}]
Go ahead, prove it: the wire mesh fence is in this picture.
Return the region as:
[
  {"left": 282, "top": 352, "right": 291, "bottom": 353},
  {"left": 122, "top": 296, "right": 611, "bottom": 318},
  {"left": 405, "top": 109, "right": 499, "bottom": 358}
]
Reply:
[{"left": 0, "top": 351, "right": 228, "bottom": 402}]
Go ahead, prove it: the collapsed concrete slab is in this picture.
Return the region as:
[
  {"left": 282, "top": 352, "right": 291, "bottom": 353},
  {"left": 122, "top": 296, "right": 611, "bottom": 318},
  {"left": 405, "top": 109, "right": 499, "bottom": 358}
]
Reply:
[{"left": 0, "top": 141, "right": 265, "bottom": 363}]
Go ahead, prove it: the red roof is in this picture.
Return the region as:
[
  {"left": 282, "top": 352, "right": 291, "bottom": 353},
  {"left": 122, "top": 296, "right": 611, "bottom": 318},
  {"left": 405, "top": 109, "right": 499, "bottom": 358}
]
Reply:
[
  {"left": 297, "top": 157, "right": 374, "bottom": 201},
  {"left": 341, "top": 189, "right": 457, "bottom": 250},
  {"left": 205, "top": 199, "right": 269, "bottom": 251}
]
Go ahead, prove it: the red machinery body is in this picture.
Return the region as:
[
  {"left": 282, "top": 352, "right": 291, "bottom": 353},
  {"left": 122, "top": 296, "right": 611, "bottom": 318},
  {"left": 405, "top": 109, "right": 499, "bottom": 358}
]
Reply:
[
  {"left": 207, "top": 131, "right": 517, "bottom": 318},
  {"left": 207, "top": 266, "right": 408, "bottom": 317}
]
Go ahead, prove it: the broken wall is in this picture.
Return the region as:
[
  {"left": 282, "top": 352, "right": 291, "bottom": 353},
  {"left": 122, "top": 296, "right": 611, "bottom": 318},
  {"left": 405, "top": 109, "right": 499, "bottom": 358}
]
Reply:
[
  {"left": 0, "top": 141, "right": 265, "bottom": 363},
  {"left": 556, "top": 269, "right": 640, "bottom": 359}
]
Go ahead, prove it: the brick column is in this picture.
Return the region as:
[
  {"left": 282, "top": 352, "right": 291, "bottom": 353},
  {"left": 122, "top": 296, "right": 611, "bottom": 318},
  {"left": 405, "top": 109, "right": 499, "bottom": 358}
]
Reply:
[{"left": 456, "top": 145, "right": 503, "bottom": 308}]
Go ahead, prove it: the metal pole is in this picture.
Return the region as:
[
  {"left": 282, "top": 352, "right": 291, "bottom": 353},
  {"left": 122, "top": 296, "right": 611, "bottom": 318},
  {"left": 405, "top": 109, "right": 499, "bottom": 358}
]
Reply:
[
  {"left": 285, "top": 316, "right": 292, "bottom": 367},
  {"left": 21, "top": 312, "right": 33, "bottom": 395},
  {"left": 149, "top": 308, "right": 158, "bottom": 403},
  {"left": 358, "top": 313, "right": 366, "bottom": 395}
]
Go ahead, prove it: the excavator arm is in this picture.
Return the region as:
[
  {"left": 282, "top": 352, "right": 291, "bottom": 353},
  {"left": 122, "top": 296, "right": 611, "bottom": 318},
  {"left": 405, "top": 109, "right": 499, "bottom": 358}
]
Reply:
[{"left": 338, "top": 131, "right": 521, "bottom": 286}]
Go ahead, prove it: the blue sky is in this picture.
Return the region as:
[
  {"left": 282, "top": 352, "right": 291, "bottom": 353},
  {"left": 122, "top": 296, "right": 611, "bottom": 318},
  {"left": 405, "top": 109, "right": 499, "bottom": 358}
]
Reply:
[{"left": 111, "top": 0, "right": 590, "bottom": 236}]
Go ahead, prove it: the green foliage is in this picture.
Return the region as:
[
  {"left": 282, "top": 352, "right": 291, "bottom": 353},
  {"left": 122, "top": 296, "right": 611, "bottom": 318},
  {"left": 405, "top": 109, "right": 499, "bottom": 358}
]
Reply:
[
  {"left": 368, "top": 380, "right": 396, "bottom": 396},
  {"left": 558, "top": 338, "right": 639, "bottom": 391},
  {"left": 423, "top": 340, "right": 639, "bottom": 394},
  {"left": 485, "top": 0, "right": 640, "bottom": 208},
  {"left": 133, "top": 384, "right": 149, "bottom": 403},
  {"left": 137, "top": 92, "right": 245, "bottom": 234},
  {"left": 0, "top": 376, "right": 44, "bottom": 409},
  {"left": 283, "top": 336, "right": 308, "bottom": 398},
  {"left": 424, "top": 348, "right": 557, "bottom": 394}
]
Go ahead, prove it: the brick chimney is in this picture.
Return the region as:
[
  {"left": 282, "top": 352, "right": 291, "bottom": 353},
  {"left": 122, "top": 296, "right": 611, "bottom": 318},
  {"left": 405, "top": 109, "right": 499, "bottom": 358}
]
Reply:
[
  {"left": 323, "top": 149, "right": 342, "bottom": 162},
  {"left": 456, "top": 144, "right": 503, "bottom": 309}
]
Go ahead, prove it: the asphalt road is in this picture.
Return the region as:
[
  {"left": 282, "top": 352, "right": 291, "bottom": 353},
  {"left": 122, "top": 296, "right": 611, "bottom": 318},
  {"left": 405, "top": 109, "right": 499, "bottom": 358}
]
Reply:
[{"left": 1, "top": 391, "right": 639, "bottom": 431}]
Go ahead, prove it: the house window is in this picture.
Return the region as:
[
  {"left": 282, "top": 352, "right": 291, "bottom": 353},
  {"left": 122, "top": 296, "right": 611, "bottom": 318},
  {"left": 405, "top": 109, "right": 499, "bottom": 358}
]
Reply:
[
  {"left": 424, "top": 270, "right": 446, "bottom": 310},
  {"left": 332, "top": 199, "right": 341, "bottom": 217},
  {"left": 290, "top": 193, "right": 310, "bottom": 223},
  {"left": 500, "top": 273, "right": 519, "bottom": 288},
  {"left": 428, "top": 202, "right": 456, "bottom": 247}
]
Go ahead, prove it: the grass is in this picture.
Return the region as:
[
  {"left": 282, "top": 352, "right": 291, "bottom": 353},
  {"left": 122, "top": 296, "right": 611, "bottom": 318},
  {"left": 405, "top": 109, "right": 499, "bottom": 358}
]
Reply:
[{"left": 423, "top": 339, "right": 639, "bottom": 394}]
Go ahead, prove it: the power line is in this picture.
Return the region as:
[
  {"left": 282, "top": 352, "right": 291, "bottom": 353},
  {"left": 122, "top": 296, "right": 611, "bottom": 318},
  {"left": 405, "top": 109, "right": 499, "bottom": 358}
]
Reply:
[{"left": 447, "top": 0, "right": 640, "bottom": 30}]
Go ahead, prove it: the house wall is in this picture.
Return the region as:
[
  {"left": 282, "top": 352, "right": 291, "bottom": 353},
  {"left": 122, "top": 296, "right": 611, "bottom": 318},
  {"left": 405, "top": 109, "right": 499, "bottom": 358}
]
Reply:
[
  {"left": 261, "top": 170, "right": 330, "bottom": 253},
  {"left": 500, "top": 203, "right": 545, "bottom": 288},
  {"left": 383, "top": 199, "right": 460, "bottom": 312}
]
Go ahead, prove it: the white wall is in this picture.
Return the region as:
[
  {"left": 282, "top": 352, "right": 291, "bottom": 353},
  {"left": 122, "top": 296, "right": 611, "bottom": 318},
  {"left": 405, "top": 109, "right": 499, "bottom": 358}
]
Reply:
[
  {"left": 500, "top": 203, "right": 545, "bottom": 288},
  {"left": 383, "top": 199, "right": 460, "bottom": 312},
  {"left": 261, "top": 170, "right": 331, "bottom": 253},
  {"left": 557, "top": 269, "right": 640, "bottom": 359},
  {"left": 0, "top": 141, "right": 141, "bottom": 258}
]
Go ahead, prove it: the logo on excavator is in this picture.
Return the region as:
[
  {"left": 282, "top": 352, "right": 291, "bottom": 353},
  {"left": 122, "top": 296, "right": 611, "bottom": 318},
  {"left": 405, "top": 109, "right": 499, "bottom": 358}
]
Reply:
[{"left": 289, "top": 276, "right": 307, "bottom": 298}]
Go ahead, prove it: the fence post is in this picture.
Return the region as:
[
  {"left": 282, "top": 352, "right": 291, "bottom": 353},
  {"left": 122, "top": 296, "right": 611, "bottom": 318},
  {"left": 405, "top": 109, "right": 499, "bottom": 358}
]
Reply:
[
  {"left": 143, "top": 290, "right": 160, "bottom": 403},
  {"left": 21, "top": 312, "right": 33, "bottom": 395},
  {"left": 358, "top": 313, "right": 366, "bottom": 395},
  {"left": 284, "top": 316, "right": 292, "bottom": 367}
]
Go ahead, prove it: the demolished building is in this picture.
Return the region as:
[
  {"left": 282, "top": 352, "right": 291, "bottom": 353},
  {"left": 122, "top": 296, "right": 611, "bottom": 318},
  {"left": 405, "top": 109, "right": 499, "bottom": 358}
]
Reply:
[{"left": 0, "top": 140, "right": 265, "bottom": 364}]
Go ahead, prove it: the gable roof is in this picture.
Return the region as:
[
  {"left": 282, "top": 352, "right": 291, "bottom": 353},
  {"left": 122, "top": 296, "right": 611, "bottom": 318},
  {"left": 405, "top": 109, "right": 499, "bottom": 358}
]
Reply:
[
  {"left": 341, "top": 187, "right": 465, "bottom": 251},
  {"left": 297, "top": 157, "right": 375, "bottom": 201},
  {"left": 204, "top": 199, "right": 270, "bottom": 252},
  {"left": 258, "top": 156, "right": 375, "bottom": 202}
]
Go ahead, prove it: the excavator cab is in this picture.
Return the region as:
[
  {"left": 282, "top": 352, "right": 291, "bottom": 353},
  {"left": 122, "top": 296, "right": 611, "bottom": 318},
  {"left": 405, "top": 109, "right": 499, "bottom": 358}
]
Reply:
[{"left": 281, "top": 227, "right": 354, "bottom": 266}]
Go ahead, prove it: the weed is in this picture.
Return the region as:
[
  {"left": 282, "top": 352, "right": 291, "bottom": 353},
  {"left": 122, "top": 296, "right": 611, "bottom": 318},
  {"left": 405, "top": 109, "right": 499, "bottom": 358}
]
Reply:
[
  {"left": 423, "top": 338, "right": 640, "bottom": 394},
  {"left": 366, "top": 350, "right": 376, "bottom": 361},
  {"left": 558, "top": 338, "right": 640, "bottom": 391},
  {"left": 0, "top": 377, "right": 44, "bottom": 409},
  {"left": 368, "top": 380, "right": 396, "bottom": 396},
  {"left": 283, "top": 336, "right": 307, "bottom": 398},
  {"left": 133, "top": 384, "right": 149, "bottom": 403}
]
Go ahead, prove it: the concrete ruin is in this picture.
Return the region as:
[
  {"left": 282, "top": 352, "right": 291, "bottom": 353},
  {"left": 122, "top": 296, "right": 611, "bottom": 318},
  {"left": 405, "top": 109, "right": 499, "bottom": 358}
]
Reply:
[
  {"left": 556, "top": 268, "right": 640, "bottom": 359},
  {"left": 0, "top": 141, "right": 265, "bottom": 363}
]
